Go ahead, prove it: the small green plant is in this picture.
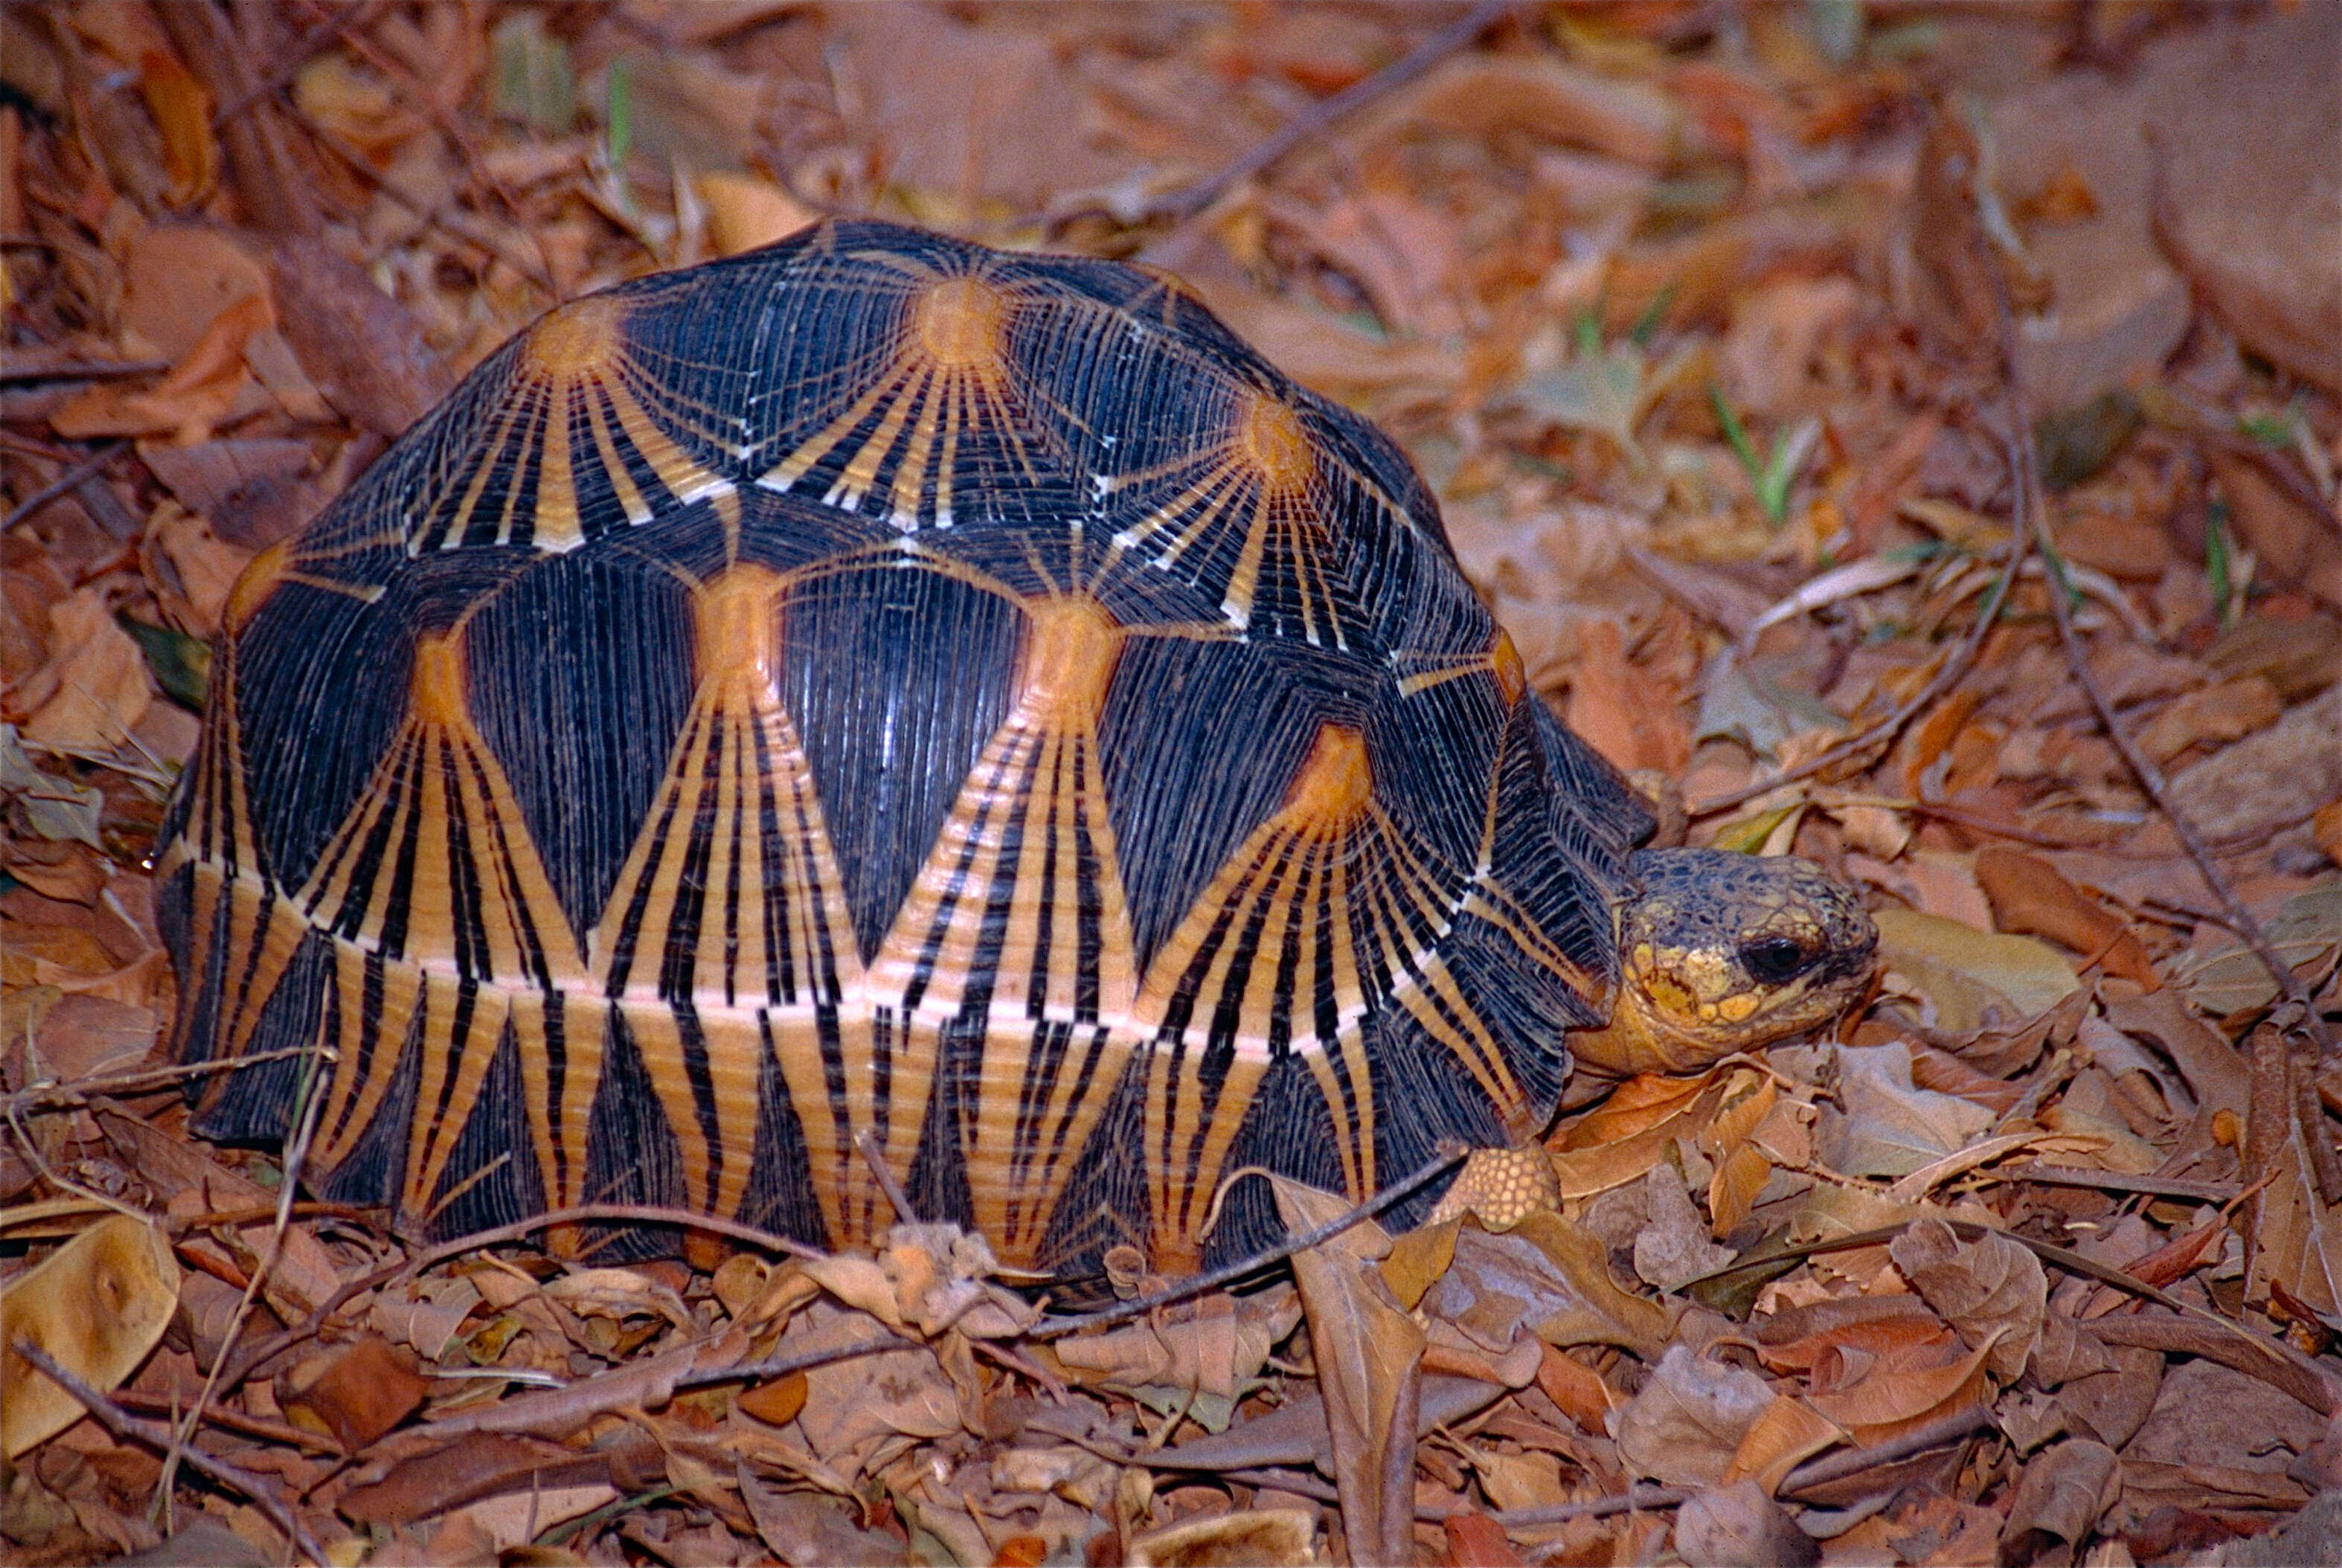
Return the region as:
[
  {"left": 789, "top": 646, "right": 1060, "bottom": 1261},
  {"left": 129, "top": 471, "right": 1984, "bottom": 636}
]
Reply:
[
  {"left": 1709, "top": 385, "right": 1818, "bottom": 526},
  {"left": 605, "top": 55, "right": 634, "bottom": 167},
  {"left": 2205, "top": 498, "right": 2236, "bottom": 627}
]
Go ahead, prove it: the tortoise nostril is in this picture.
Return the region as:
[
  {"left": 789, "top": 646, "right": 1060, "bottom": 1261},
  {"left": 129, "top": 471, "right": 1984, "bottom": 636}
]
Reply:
[{"left": 1740, "top": 936, "right": 1809, "bottom": 985}]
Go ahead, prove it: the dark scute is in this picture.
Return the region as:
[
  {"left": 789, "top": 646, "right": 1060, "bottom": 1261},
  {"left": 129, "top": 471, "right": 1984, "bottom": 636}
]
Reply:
[
  {"left": 1528, "top": 699, "right": 1653, "bottom": 870},
  {"left": 1199, "top": 1050, "right": 1349, "bottom": 1269},
  {"left": 1037, "top": 1053, "right": 1150, "bottom": 1274},
  {"left": 1492, "top": 701, "right": 1629, "bottom": 999},
  {"left": 185, "top": 927, "right": 331, "bottom": 1143},
  {"left": 1369, "top": 658, "right": 1506, "bottom": 875},
  {"left": 308, "top": 992, "right": 421, "bottom": 1211},
  {"left": 466, "top": 549, "right": 698, "bottom": 938},
  {"left": 234, "top": 581, "right": 417, "bottom": 893},
  {"left": 782, "top": 562, "right": 1020, "bottom": 963},
  {"left": 420, "top": 1023, "right": 548, "bottom": 1241},
  {"left": 740, "top": 1043, "right": 829, "bottom": 1251},
  {"left": 583, "top": 1005, "right": 688, "bottom": 1232},
  {"left": 1296, "top": 390, "right": 1451, "bottom": 554},
  {"left": 733, "top": 486, "right": 895, "bottom": 578},
  {"left": 1097, "top": 636, "right": 1351, "bottom": 969}
]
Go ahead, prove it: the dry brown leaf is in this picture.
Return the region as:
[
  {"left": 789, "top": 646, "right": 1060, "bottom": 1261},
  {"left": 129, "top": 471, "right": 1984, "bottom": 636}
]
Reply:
[
  {"left": 1126, "top": 1509, "right": 1316, "bottom": 1568},
  {"left": 19, "top": 589, "right": 152, "bottom": 751},
  {"left": 277, "top": 1337, "right": 429, "bottom": 1451},
  {"left": 1566, "top": 616, "right": 1690, "bottom": 775},
  {"left": 1051, "top": 1287, "right": 1300, "bottom": 1404},
  {"left": 1817, "top": 1041, "right": 1995, "bottom": 1179},
  {"left": 1875, "top": 908, "right": 2081, "bottom": 1035},
  {"left": 1275, "top": 1177, "right": 1424, "bottom": 1568},
  {"left": 2001, "top": 1438, "right": 2120, "bottom": 1566},
  {"left": 696, "top": 170, "right": 818, "bottom": 257},
  {"left": 1, "top": 1214, "right": 181, "bottom": 1457},
  {"left": 1674, "top": 1478, "right": 1821, "bottom": 1567},
  {"left": 1719, "top": 1394, "right": 1844, "bottom": 1497},
  {"left": 1973, "top": 846, "right": 2158, "bottom": 989},
  {"left": 1888, "top": 1218, "right": 2045, "bottom": 1382},
  {"left": 1613, "top": 1345, "right": 1774, "bottom": 1486},
  {"left": 1802, "top": 1326, "right": 1996, "bottom": 1447}
]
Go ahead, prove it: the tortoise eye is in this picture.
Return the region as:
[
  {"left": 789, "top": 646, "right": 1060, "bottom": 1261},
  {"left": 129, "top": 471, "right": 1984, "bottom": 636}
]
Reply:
[{"left": 1740, "top": 936, "right": 1810, "bottom": 985}]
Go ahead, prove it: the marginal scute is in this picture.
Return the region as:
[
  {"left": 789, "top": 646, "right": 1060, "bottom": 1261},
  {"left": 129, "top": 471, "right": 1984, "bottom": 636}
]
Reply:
[
  {"left": 524, "top": 295, "right": 626, "bottom": 379},
  {"left": 1281, "top": 722, "right": 1373, "bottom": 829},
  {"left": 1237, "top": 393, "right": 1315, "bottom": 494},
  {"left": 914, "top": 275, "right": 1010, "bottom": 371}
]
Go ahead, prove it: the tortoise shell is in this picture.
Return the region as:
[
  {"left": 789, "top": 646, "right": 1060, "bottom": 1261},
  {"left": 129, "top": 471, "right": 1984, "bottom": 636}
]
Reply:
[{"left": 159, "top": 219, "right": 1652, "bottom": 1272}]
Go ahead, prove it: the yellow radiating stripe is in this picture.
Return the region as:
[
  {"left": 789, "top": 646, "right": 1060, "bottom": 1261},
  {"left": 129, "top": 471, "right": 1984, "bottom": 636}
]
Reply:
[
  {"left": 532, "top": 385, "right": 581, "bottom": 550},
  {"left": 760, "top": 362, "right": 907, "bottom": 492},
  {"left": 829, "top": 364, "right": 926, "bottom": 513},
  {"left": 586, "top": 385, "right": 653, "bottom": 526},
  {"left": 605, "top": 370, "right": 725, "bottom": 504},
  {"left": 888, "top": 367, "right": 948, "bottom": 528},
  {"left": 314, "top": 945, "right": 423, "bottom": 1172}
]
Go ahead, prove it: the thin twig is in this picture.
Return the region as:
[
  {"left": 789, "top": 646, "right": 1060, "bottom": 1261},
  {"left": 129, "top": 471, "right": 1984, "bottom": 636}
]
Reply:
[
  {"left": 155, "top": 1046, "right": 330, "bottom": 1525},
  {"left": 12, "top": 1343, "right": 333, "bottom": 1564},
  {"left": 856, "top": 1127, "right": 923, "bottom": 1224},
  {"left": 1986, "top": 260, "right": 2337, "bottom": 1058},
  {"left": 1136, "top": 1, "right": 1518, "bottom": 229},
  {"left": 672, "top": 1334, "right": 918, "bottom": 1392},
  {"left": 1, "top": 441, "right": 127, "bottom": 531},
  {"left": 0, "top": 359, "right": 168, "bottom": 385},
  {"left": 1687, "top": 533, "right": 2028, "bottom": 817},
  {"left": 1994, "top": 1164, "right": 2242, "bottom": 1202},
  {"left": 1, "top": 1046, "right": 320, "bottom": 1116},
  {"left": 1027, "top": 1147, "right": 1465, "bottom": 1339}
]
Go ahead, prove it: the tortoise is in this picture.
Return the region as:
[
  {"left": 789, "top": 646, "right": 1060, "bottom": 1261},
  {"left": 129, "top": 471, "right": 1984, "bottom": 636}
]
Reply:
[{"left": 158, "top": 219, "right": 1874, "bottom": 1275}]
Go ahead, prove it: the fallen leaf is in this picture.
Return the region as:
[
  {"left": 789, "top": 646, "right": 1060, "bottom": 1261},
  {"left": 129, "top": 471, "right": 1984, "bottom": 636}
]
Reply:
[
  {"left": 1674, "top": 1478, "right": 1820, "bottom": 1567},
  {"left": 19, "top": 591, "right": 153, "bottom": 751},
  {"left": 1873, "top": 907, "right": 2080, "bottom": 1033},
  {"left": 278, "top": 1337, "right": 429, "bottom": 1450},
  {"left": 1972, "top": 846, "right": 2158, "bottom": 989},
  {"left": 1126, "top": 1509, "right": 1316, "bottom": 1568},
  {"left": 138, "top": 50, "right": 216, "bottom": 205},
  {"left": 1888, "top": 1218, "right": 2045, "bottom": 1382},
  {"left": 1817, "top": 1041, "right": 1995, "bottom": 1179},
  {"left": 1, "top": 726, "right": 105, "bottom": 847},
  {"left": 696, "top": 170, "right": 817, "bottom": 257},
  {"left": 1, "top": 1214, "right": 182, "bottom": 1457},
  {"left": 1275, "top": 1178, "right": 1424, "bottom": 1568},
  {"left": 1613, "top": 1344, "right": 1774, "bottom": 1486},
  {"left": 1632, "top": 1161, "right": 1736, "bottom": 1293}
]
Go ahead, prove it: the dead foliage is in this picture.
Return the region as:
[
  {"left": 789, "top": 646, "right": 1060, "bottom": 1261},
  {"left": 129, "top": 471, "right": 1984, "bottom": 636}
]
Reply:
[{"left": 3, "top": 3, "right": 2338, "bottom": 1564}]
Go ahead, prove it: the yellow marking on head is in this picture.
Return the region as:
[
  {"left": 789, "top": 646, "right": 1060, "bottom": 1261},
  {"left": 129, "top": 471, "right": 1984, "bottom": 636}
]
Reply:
[
  {"left": 914, "top": 276, "right": 1010, "bottom": 371},
  {"left": 1642, "top": 969, "right": 1695, "bottom": 1018},
  {"left": 1717, "top": 992, "right": 1760, "bottom": 1023},
  {"left": 1018, "top": 595, "right": 1124, "bottom": 722},
  {"left": 223, "top": 539, "right": 293, "bottom": 634},
  {"left": 409, "top": 631, "right": 469, "bottom": 727},
  {"left": 1283, "top": 723, "right": 1373, "bottom": 829},
  {"left": 524, "top": 295, "right": 626, "bottom": 380},
  {"left": 1492, "top": 629, "right": 1527, "bottom": 707},
  {"left": 694, "top": 565, "right": 786, "bottom": 694},
  {"left": 1238, "top": 393, "right": 1314, "bottom": 494}
]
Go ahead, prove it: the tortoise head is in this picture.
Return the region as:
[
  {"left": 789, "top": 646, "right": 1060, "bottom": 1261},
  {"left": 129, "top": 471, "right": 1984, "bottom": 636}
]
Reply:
[{"left": 1569, "top": 847, "right": 1876, "bottom": 1079}]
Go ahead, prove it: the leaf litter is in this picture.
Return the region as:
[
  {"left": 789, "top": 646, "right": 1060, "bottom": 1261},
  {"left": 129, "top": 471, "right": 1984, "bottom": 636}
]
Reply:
[{"left": 2, "top": 3, "right": 2339, "bottom": 1564}]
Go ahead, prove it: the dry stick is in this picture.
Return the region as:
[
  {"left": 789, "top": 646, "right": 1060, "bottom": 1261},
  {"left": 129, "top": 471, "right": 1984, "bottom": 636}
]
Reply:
[
  {"left": 1, "top": 1046, "right": 318, "bottom": 1116},
  {"left": 1027, "top": 1147, "right": 1466, "bottom": 1340},
  {"left": 13, "top": 1343, "right": 332, "bottom": 1564},
  {"left": 856, "top": 1126, "right": 924, "bottom": 1224},
  {"left": 154, "top": 1055, "right": 329, "bottom": 1532},
  {"left": 1, "top": 440, "right": 127, "bottom": 530},
  {"left": 1687, "top": 536, "right": 2027, "bottom": 817},
  {"left": 1985, "top": 280, "right": 2337, "bottom": 1060},
  {"left": 672, "top": 1334, "right": 919, "bottom": 1392},
  {"left": 1993, "top": 1163, "right": 2241, "bottom": 1203},
  {"left": 1139, "top": 0, "right": 1520, "bottom": 229}
]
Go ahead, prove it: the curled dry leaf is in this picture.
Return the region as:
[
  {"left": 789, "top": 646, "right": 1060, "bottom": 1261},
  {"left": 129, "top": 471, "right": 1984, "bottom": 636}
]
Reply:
[
  {"left": 277, "top": 1335, "right": 430, "bottom": 1451},
  {"left": 1613, "top": 1344, "right": 1775, "bottom": 1487},
  {"left": 1889, "top": 1218, "right": 2046, "bottom": 1382},
  {"left": 1050, "top": 1287, "right": 1300, "bottom": 1409},
  {"left": 1, "top": 1213, "right": 181, "bottom": 1457},
  {"left": 1874, "top": 909, "right": 2082, "bottom": 1034},
  {"left": 1998, "top": 1438, "right": 2119, "bottom": 1567},
  {"left": 1275, "top": 1175, "right": 1425, "bottom": 1568},
  {"left": 1126, "top": 1509, "right": 1316, "bottom": 1568},
  {"left": 1675, "top": 1478, "right": 1821, "bottom": 1568}
]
